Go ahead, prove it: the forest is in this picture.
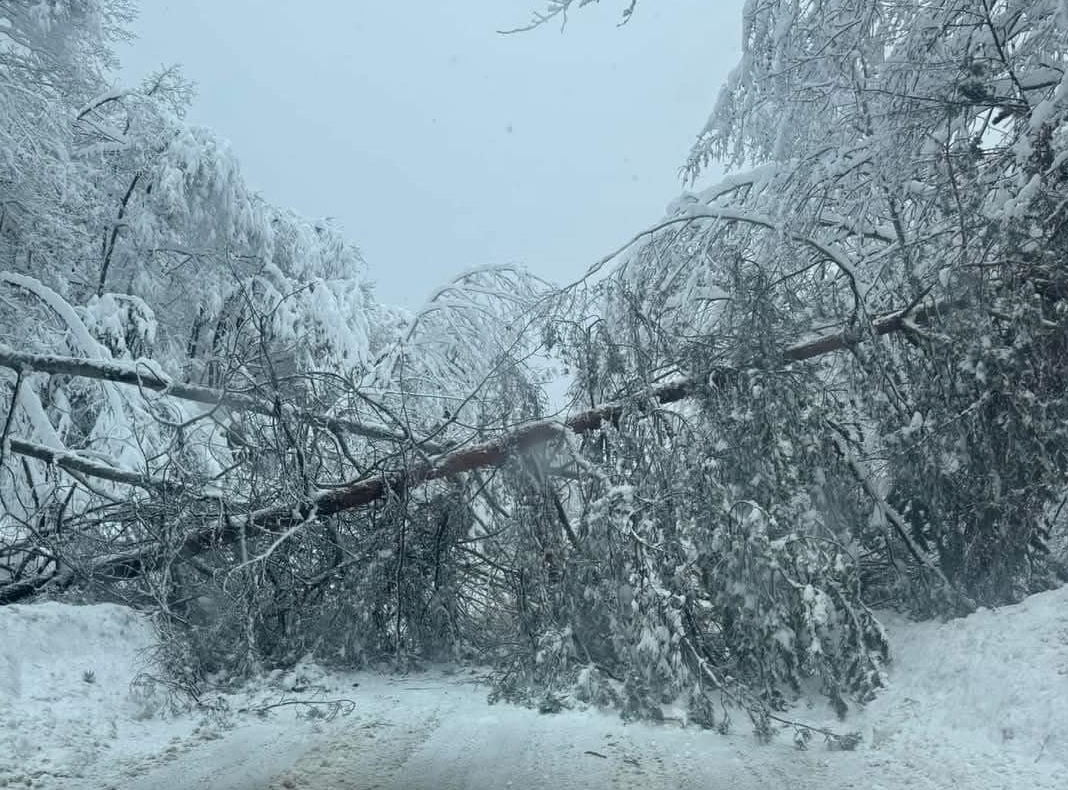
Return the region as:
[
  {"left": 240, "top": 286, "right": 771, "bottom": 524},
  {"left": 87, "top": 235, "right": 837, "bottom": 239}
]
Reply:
[{"left": 2, "top": 0, "right": 1068, "bottom": 743}]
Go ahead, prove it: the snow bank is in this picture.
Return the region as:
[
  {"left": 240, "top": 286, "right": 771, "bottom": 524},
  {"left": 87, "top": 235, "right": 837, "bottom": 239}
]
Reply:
[
  {"left": 0, "top": 603, "right": 346, "bottom": 789},
  {"left": 851, "top": 588, "right": 1068, "bottom": 767},
  {"left": 0, "top": 602, "right": 158, "bottom": 786}
]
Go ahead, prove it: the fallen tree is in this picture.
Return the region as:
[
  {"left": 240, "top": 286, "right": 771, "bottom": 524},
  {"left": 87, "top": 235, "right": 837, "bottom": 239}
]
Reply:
[{"left": 0, "top": 298, "right": 954, "bottom": 604}]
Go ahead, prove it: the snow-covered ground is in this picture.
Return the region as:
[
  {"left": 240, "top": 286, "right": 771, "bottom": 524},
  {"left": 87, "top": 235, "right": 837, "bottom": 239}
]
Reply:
[{"left": 1, "top": 587, "right": 1066, "bottom": 789}]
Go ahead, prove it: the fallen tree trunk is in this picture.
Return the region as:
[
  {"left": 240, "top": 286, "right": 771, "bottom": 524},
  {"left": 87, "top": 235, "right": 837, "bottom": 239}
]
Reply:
[
  {"left": 782, "top": 298, "right": 962, "bottom": 361},
  {"left": 0, "top": 299, "right": 954, "bottom": 604},
  {"left": 0, "top": 378, "right": 700, "bottom": 603}
]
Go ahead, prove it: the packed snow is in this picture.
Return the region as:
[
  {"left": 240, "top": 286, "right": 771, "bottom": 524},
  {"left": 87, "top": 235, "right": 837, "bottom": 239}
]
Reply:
[{"left": 1, "top": 588, "right": 1066, "bottom": 789}]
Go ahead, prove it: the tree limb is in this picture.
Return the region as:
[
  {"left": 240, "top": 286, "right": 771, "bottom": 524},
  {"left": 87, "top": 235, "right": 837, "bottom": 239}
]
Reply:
[
  {"left": 7, "top": 436, "right": 191, "bottom": 495},
  {"left": 0, "top": 344, "right": 430, "bottom": 447}
]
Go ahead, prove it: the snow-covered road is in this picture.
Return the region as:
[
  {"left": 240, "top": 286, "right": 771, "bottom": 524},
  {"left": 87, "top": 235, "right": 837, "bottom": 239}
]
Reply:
[
  {"left": 106, "top": 671, "right": 807, "bottom": 790},
  {"left": 262, "top": 661, "right": 1065, "bottom": 790},
  {"left": 3, "top": 588, "right": 1067, "bottom": 790},
  {"left": 266, "top": 680, "right": 805, "bottom": 790}
]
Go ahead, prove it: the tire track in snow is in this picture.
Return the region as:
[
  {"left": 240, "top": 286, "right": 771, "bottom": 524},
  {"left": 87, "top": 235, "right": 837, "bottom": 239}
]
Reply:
[
  {"left": 273, "top": 678, "right": 826, "bottom": 790},
  {"left": 267, "top": 685, "right": 446, "bottom": 790}
]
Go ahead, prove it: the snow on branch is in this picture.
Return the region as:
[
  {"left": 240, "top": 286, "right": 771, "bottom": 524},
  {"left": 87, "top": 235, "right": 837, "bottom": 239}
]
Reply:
[
  {"left": 782, "top": 298, "right": 967, "bottom": 361},
  {"left": 0, "top": 294, "right": 965, "bottom": 605},
  {"left": 0, "top": 272, "right": 109, "bottom": 358},
  {"left": 498, "top": 0, "right": 635, "bottom": 34},
  {"left": 7, "top": 436, "right": 194, "bottom": 496},
  {"left": 0, "top": 345, "right": 425, "bottom": 447}
]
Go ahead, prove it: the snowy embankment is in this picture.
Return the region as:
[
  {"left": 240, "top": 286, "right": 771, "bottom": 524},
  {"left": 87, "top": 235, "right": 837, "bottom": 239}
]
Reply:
[{"left": 1, "top": 589, "right": 1066, "bottom": 790}]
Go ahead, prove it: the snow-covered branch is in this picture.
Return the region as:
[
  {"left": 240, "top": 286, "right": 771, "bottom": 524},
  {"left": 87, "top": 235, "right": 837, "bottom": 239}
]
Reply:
[
  {"left": 6, "top": 436, "right": 191, "bottom": 496},
  {"left": 0, "top": 345, "right": 423, "bottom": 447},
  {"left": 0, "top": 293, "right": 964, "bottom": 605}
]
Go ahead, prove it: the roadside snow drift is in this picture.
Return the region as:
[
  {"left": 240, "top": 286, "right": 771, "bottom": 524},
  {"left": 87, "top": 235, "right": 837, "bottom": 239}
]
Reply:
[
  {"left": 0, "top": 602, "right": 156, "bottom": 785},
  {"left": 0, "top": 602, "right": 343, "bottom": 789},
  {"left": 1, "top": 587, "right": 1066, "bottom": 789}
]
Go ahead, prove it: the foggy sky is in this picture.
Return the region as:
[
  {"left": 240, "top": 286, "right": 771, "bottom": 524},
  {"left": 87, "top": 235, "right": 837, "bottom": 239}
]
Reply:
[{"left": 120, "top": 1, "right": 743, "bottom": 308}]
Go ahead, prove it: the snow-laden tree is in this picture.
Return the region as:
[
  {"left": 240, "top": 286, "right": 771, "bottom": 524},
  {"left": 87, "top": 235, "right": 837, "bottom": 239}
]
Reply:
[
  {"left": 531, "top": 0, "right": 1068, "bottom": 604},
  {"left": 475, "top": 0, "right": 1068, "bottom": 733},
  {"left": 675, "top": 0, "right": 1068, "bottom": 608},
  {"left": 0, "top": 1, "right": 133, "bottom": 285},
  {"left": 0, "top": 4, "right": 351, "bottom": 625},
  {"left": 0, "top": 1, "right": 560, "bottom": 687}
]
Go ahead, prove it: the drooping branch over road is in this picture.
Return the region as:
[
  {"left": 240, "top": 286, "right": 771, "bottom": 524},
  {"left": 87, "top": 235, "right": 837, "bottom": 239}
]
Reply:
[{"left": 0, "top": 299, "right": 958, "bottom": 604}]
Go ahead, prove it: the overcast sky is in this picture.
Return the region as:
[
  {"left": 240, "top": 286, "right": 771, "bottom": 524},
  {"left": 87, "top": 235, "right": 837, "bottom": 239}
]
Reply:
[{"left": 120, "top": 1, "right": 744, "bottom": 308}]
